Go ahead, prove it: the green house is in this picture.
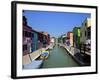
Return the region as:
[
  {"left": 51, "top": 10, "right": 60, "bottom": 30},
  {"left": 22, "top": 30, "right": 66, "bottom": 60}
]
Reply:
[{"left": 73, "top": 27, "right": 81, "bottom": 48}]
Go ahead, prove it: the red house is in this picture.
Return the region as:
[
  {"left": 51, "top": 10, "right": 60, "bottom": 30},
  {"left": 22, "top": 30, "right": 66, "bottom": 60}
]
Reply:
[{"left": 23, "top": 16, "right": 33, "bottom": 56}]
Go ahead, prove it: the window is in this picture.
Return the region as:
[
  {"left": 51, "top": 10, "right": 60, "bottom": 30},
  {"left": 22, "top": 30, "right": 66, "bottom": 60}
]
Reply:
[
  {"left": 32, "top": 33, "right": 34, "bottom": 37},
  {"left": 23, "top": 31, "right": 25, "bottom": 37},
  {"left": 28, "top": 32, "right": 31, "bottom": 37},
  {"left": 87, "top": 27, "right": 91, "bottom": 39},
  {"left": 80, "top": 32, "right": 82, "bottom": 37},
  {"left": 85, "top": 22, "right": 87, "bottom": 26},
  {"left": 85, "top": 31, "right": 86, "bottom": 37},
  {"left": 25, "top": 31, "right": 28, "bottom": 37},
  {"left": 23, "top": 45, "right": 27, "bottom": 51}
]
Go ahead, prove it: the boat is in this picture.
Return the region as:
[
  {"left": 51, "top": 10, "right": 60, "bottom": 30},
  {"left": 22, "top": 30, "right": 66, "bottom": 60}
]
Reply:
[
  {"left": 23, "top": 60, "right": 43, "bottom": 69},
  {"left": 40, "top": 50, "right": 49, "bottom": 60}
]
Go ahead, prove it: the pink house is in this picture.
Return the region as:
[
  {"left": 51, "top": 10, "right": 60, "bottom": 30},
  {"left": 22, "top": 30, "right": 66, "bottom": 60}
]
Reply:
[{"left": 23, "top": 16, "right": 33, "bottom": 56}]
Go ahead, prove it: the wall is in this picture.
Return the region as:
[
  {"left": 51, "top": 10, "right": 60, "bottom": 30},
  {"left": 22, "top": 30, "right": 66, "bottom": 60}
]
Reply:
[
  {"left": 80, "top": 18, "right": 91, "bottom": 44},
  {"left": 70, "top": 32, "right": 73, "bottom": 47},
  {"left": 73, "top": 27, "right": 80, "bottom": 48},
  {"left": 0, "top": 0, "right": 99, "bottom": 80}
]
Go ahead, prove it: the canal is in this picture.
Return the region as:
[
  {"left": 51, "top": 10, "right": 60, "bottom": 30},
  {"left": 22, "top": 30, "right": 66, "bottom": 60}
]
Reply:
[{"left": 42, "top": 44, "right": 80, "bottom": 68}]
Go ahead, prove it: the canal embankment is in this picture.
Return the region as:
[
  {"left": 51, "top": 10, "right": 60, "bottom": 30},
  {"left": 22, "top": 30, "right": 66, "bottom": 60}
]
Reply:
[
  {"left": 22, "top": 44, "right": 52, "bottom": 69},
  {"left": 23, "top": 43, "right": 81, "bottom": 69},
  {"left": 59, "top": 43, "right": 89, "bottom": 66}
]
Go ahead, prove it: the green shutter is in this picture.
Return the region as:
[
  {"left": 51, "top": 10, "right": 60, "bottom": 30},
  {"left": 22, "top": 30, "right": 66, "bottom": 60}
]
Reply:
[{"left": 78, "top": 29, "right": 80, "bottom": 37}]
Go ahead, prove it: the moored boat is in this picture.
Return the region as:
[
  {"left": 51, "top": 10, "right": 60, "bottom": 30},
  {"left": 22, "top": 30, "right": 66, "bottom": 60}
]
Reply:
[{"left": 40, "top": 50, "right": 49, "bottom": 60}]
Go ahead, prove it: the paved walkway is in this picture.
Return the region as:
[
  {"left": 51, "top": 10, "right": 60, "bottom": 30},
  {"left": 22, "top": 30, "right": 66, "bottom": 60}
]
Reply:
[
  {"left": 58, "top": 43, "right": 91, "bottom": 66},
  {"left": 29, "top": 44, "right": 54, "bottom": 61},
  {"left": 59, "top": 43, "right": 90, "bottom": 56}
]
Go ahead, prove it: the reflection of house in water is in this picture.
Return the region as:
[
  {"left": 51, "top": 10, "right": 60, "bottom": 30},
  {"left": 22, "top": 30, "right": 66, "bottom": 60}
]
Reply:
[
  {"left": 73, "top": 27, "right": 81, "bottom": 49},
  {"left": 80, "top": 18, "right": 91, "bottom": 51}
]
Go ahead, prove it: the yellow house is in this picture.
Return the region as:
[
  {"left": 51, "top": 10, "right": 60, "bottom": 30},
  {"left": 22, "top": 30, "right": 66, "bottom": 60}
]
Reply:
[{"left": 80, "top": 18, "right": 91, "bottom": 45}]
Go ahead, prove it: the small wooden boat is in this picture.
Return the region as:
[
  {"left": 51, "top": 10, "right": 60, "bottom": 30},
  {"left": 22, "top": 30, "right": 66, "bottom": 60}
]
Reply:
[{"left": 40, "top": 50, "right": 49, "bottom": 60}]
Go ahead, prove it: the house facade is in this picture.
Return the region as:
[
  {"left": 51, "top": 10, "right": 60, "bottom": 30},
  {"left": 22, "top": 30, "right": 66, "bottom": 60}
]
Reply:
[
  {"left": 23, "top": 16, "right": 33, "bottom": 56},
  {"left": 42, "top": 32, "right": 50, "bottom": 47},
  {"left": 67, "top": 32, "right": 73, "bottom": 47},
  {"left": 31, "top": 30, "right": 38, "bottom": 52},
  {"left": 80, "top": 18, "right": 91, "bottom": 51},
  {"left": 73, "top": 27, "right": 81, "bottom": 48}
]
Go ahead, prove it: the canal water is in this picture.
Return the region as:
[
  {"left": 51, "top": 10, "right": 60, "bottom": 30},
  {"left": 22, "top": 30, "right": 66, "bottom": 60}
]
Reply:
[{"left": 42, "top": 44, "right": 80, "bottom": 68}]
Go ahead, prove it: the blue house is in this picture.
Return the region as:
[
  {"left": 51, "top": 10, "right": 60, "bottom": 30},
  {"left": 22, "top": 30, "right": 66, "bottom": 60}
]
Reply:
[{"left": 31, "top": 30, "right": 38, "bottom": 52}]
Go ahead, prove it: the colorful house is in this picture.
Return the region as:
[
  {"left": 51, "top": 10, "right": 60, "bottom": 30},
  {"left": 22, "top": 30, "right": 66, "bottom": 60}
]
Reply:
[
  {"left": 62, "top": 34, "right": 66, "bottom": 44},
  {"left": 23, "top": 16, "right": 33, "bottom": 56},
  {"left": 58, "top": 34, "right": 66, "bottom": 44},
  {"left": 42, "top": 32, "right": 50, "bottom": 47},
  {"left": 80, "top": 18, "right": 91, "bottom": 51},
  {"left": 73, "top": 27, "right": 81, "bottom": 48},
  {"left": 23, "top": 16, "right": 51, "bottom": 55},
  {"left": 50, "top": 37, "right": 55, "bottom": 46},
  {"left": 37, "top": 32, "right": 43, "bottom": 49},
  {"left": 67, "top": 32, "right": 73, "bottom": 47},
  {"left": 31, "top": 29, "right": 38, "bottom": 52}
]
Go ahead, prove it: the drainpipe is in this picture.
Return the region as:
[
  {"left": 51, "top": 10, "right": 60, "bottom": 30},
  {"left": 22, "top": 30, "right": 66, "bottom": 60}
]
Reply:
[
  {"left": 84, "top": 44, "right": 86, "bottom": 54},
  {"left": 80, "top": 43, "right": 81, "bottom": 53}
]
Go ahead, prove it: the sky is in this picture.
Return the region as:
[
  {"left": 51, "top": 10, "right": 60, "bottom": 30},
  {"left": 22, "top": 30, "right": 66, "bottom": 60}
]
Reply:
[{"left": 23, "top": 10, "right": 90, "bottom": 37}]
